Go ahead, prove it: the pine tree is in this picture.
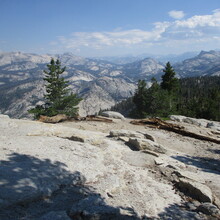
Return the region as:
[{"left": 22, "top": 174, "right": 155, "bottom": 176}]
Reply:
[
  {"left": 160, "top": 62, "right": 179, "bottom": 113},
  {"left": 133, "top": 80, "right": 148, "bottom": 118},
  {"left": 161, "top": 62, "right": 179, "bottom": 93},
  {"left": 29, "top": 58, "right": 82, "bottom": 119}
]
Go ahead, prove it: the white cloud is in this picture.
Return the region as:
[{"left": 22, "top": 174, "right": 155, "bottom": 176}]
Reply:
[
  {"left": 174, "top": 9, "right": 220, "bottom": 28},
  {"left": 52, "top": 9, "right": 220, "bottom": 56},
  {"left": 168, "top": 10, "right": 185, "bottom": 19},
  {"left": 56, "top": 28, "right": 165, "bottom": 50}
]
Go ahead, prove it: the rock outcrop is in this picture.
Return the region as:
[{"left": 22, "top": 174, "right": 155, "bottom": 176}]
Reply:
[
  {"left": 170, "top": 115, "right": 220, "bottom": 131},
  {"left": 0, "top": 114, "right": 220, "bottom": 219}
]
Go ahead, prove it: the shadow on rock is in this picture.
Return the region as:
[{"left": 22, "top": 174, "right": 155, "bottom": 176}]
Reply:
[
  {"left": 145, "top": 203, "right": 204, "bottom": 220},
  {"left": 172, "top": 155, "right": 220, "bottom": 175},
  {"left": 208, "top": 149, "right": 220, "bottom": 155},
  {"left": 0, "top": 153, "right": 140, "bottom": 220}
]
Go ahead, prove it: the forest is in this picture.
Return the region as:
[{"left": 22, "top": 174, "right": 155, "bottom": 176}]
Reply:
[{"left": 111, "top": 63, "right": 220, "bottom": 121}]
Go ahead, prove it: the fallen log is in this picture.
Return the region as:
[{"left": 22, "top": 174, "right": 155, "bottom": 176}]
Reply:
[
  {"left": 130, "top": 118, "right": 220, "bottom": 144},
  {"left": 85, "top": 115, "right": 113, "bottom": 123},
  {"left": 39, "top": 114, "right": 69, "bottom": 123},
  {"left": 72, "top": 115, "right": 113, "bottom": 123}
]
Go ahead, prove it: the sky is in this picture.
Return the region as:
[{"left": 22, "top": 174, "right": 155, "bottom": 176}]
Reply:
[{"left": 1, "top": 0, "right": 220, "bottom": 57}]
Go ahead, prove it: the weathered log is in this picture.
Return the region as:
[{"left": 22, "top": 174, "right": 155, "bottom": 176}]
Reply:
[
  {"left": 39, "top": 114, "right": 69, "bottom": 123},
  {"left": 85, "top": 115, "right": 113, "bottom": 123},
  {"left": 130, "top": 118, "right": 220, "bottom": 144},
  {"left": 72, "top": 115, "right": 113, "bottom": 123}
]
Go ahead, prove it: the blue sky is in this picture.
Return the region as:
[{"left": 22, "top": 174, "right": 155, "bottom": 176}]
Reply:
[{"left": 1, "top": 0, "right": 220, "bottom": 57}]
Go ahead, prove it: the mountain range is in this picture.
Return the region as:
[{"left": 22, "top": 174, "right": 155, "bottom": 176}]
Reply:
[{"left": 0, "top": 50, "right": 220, "bottom": 118}]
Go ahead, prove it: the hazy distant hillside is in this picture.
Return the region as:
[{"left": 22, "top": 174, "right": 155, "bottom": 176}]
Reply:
[
  {"left": 174, "top": 50, "right": 220, "bottom": 78},
  {"left": 0, "top": 52, "right": 137, "bottom": 117},
  {"left": 95, "top": 52, "right": 198, "bottom": 65},
  {"left": 0, "top": 50, "right": 220, "bottom": 118}
]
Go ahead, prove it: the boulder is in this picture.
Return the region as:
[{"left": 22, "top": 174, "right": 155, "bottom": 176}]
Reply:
[
  {"left": 39, "top": 114, "right": 69, "bottom": 123},
  {"left": 177, "top": 178, "right": 213, "bottom": 203},
  {"left": 101, "top": 111, "right": 125, "bottom": 120},
  {"left": 196, "top": 203, "right": 220, "bottom": 217},
  {"left": 128, "top": 138, "right": 167, "bottom": 154},
  {"left": 38, "top": 211, "right": 71, "bottom": 220}
]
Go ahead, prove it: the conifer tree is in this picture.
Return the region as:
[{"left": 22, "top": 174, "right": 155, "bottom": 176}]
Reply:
[
  {"left": 161, "top": 62, "right": 179, "bottom": 93},
  {"left": 29, "top": 58, "right": 82, "bottom": 119},
  {"left": 160, "top": 62, "right": 179, "bottom": 113},
  {"left": 133, "top": 80, "right": 148, "bottom": 117}
]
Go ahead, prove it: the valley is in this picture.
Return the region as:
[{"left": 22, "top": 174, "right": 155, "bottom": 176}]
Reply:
[{"left": 0, "top": 50, "right": 220, "bottom": 118}]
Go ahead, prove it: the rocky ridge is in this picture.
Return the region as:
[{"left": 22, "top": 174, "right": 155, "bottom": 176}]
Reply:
[
  {"left": 0, "top": 114, "right": 220, "bottom": 219},
  {"left": 0, "top": 50, "right": 220, "bottom": 118}
]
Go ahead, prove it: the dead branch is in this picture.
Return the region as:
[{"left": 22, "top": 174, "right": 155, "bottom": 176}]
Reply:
[
  {"left": 72, "top": 115, "right": 113, "bottom": 123},
  {"left": 130, "top": 118, "right": 220, "bottom": 144}
]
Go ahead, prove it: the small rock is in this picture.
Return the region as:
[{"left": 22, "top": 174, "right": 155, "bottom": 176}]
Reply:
[
  {"left": 154, "top": 157, "right": 165, "bottom": 165},
  {"left": 143, "top": 133, "right": 156, "bottom": 142},
  {"left": 118, "top": 136, "right": 130, "bottom": 142},
  {"left": 38, "top": 211, "right": 71, "bottom": 220},
  {"left": 196, "top": 203, "right": 220, "bottom": 217},
  {"left": 101, "top": 111, "right": 125, "bottom": 120},
  {"left": 128, "top": 138, "right": 167, "bottom": 154},
  {"left": 141, "top": 150, "right": 159, "bottom": 157},
  {"left": 186, "top": 202, "right": 198, "bottom": 211}
]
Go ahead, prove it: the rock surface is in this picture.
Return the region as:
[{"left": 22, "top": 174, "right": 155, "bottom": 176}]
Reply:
[{"left": 0, "top": 114, "right": 220, "bottom": 219}]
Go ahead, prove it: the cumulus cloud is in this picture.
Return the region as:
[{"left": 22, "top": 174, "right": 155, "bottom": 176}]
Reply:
[
  {"left": 168, "top": 10, "right": 185, "bottom": 19},
  {"left": 51, "top": 9, "right": 220, "bottom": 55},
  {"left": 175, "top": 10, "right": 220, "bottom": 28},
  {"left": 57, "top": 28, "right": 165, "bottom": 50}
]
